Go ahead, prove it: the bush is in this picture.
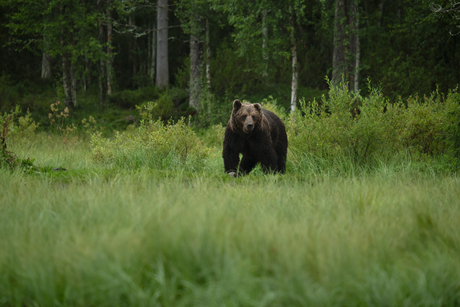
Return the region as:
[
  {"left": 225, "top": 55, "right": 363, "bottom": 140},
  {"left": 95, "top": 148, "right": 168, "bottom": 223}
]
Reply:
[
  {"left": 91, "top": 117, "right": 210, "bottom": 170},
  {"left": 288, "top": 80, "right": 458, "bottom": 170},
  {"left": 109, "top": 86, "right": 160, "bottom": 109}
]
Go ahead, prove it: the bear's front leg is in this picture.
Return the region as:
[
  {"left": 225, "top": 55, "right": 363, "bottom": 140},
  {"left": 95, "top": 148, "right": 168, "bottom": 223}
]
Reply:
[
  {"left": 222, "top": 129, "right": 241, "bottom": 176},
  {"left": 238, "top": 156, "right": 257, "bottom": 176},
  {"left": 257, "top": 146, "right": 279, "bottom": 174},
  {"left": 223, "top": 148, "right": 240, "bottom": 175}
]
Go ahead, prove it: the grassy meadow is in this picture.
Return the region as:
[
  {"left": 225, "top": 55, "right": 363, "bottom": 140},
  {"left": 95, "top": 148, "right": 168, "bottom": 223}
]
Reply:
[
  {"left": 1, "top": 132, "right": 460, "bottom": 307},
  {"left": 2, "top": 84, "right": 460, "bottom": 306}
]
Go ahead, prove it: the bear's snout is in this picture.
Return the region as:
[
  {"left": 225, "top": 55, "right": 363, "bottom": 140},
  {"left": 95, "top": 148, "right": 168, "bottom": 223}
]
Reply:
[{"left": 245, "top": 120, "right": 254, "bottom": 133}]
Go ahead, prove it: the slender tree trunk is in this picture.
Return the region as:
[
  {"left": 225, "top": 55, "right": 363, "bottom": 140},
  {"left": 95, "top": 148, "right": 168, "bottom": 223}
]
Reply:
[
  {"left": 353, "top": 0, "right": 360, "bottom": 93},
  {"left": 61, "top": 50, "right": 72, "bottom": 106},
  {"left": 42, "top": 52, "right": 52, "bottom": 79},
  {"left": 59, "top": 4, "right": 71, "bottom": 106},
  {"left": 348, "top": 0, "right": 357, "bottom": 90},
  {"left": 189, "top": 10, "right": 202, "bottom": 110},
  {"left": 106, "top": 0, "right": 113, "bottom": 95},
  {"left": 70, "top": 61, "right": 77, "bottom": 107},
  {"left": 129, "top": 15, "right": 138, "bottom": 88},
  {"left": 41, "top": 1, "right": 52, "bottom": 80},
  {"left": 83, "top": 55, "right": 90, "bottom": 98},
  {"left": 41, "top": 33, "right": 52, "bottom": 79},
  {"left": 97, "top": 0, "right": 106, "bottom": 105},
  {"left": 82, "top": 58, "right": 87, "bottom": 99},
  {"left": 151, "top": 21, "right": 156, "bottom": 84},
  {"left": 205, "top": 18, "right": 211, "bottom": 91},
  {"left": 156, "top": 0, "right": 169, "bottom": 88},
  {"left": 262, "top": 9, "right": 268, "bottom": 81},
  {"left": 378, "top": 0, "right": 385, "bottom": 27},
  {"left": 332, "top": 0, "right": 347, "bottom": 86},
  {"left": 289, "top": 6, "right": 298, "bottom": 113}
]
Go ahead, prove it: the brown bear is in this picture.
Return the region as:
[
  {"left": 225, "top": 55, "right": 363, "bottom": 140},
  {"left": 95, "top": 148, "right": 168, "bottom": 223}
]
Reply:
[{"left": 222, "top": 99, "right": 288, "bottom": 177}]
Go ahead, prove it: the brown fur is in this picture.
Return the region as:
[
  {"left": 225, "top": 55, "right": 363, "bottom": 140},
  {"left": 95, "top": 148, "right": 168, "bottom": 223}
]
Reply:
[{"left": 222, "top": 99, "right": 288, "bottom": 176}]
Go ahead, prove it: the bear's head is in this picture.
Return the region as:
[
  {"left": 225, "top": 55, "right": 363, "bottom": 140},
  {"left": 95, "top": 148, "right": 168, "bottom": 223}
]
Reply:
[{"left": 230, "top": 99, "right": 264, "bottom": 134}]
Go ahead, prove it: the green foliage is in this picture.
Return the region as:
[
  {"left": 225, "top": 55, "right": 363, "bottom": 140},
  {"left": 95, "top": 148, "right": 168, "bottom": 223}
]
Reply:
[
  {"left": 288, "top": 79, "right": 458, "bottom": 171},
  {"left": 442, "top": 89, "right": 460, "bottom": 165},
  {"left": 0, "top": 107, "right": 41, "bottom": 172},
  {"left": 108, "top": 86, "right": 161, "bottom": 109},
  {"left": 0, "top": 105, "right": 39, "bottom": 140},
  {"left": 199, "top": 123, "right": 226, "bottom": 148},
  {"left": 91, "top": 117, "right": 210, "bottom": 170}
]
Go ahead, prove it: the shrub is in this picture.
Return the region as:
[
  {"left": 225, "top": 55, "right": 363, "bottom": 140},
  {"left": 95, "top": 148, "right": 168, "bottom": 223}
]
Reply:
[
  {"left": 108, "top": 86, "right": 160, "bottom": 109},
  {"left": 288, "top": 80, "right": 457, "bottom": 170},
  {"left": 91, "top": 117, "right": 210, "bottom": 170},
  {"left": 440, "top": 89, "right": 460, "bottom": 167},
  {"left": 0, "top": 106, "right": 39, "bottom": 140}
]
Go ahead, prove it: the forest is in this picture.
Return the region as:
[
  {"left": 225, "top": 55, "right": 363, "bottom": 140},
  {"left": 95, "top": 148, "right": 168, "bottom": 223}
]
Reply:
[
  {"left": 1, "top": 1, "right": 460, "bottom": 306},
  {"left": 1, "top": 0, "right": 460, "bottom": 120}
]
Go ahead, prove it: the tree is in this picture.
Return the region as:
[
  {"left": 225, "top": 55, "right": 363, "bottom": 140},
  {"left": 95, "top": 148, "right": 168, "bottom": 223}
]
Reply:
[
  {"left": 189, "top": 1, "right": 203, "bottom": 110},
  {"left": 156, "top": 0, "right": 169, "bottom": 88},
  {"left": 289, "top": 5, "right": 298, "bottom": 113},
  {"left": 213, "top": 0, "right": 307, "bottom": 112},
  {"left": 332, "top": 0, "right": 360, "bottom": 91},
  {"left": 107, "top": 0, "right": 114, "bottom": 95}
]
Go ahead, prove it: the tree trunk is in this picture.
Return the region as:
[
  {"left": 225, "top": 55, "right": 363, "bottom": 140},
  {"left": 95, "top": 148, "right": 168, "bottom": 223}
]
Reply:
[
  {"left": 205, "top": 18, "right": 211, "bottom": 91},
  {"left": 70, "top": 61, "right": 77, "bottom": 107},
  {"left": 289, "top": 6, "right": 298, "bottom": 113},
  {"left": 41, "top": 52, "right": 52, "bottom": 79},
  {"left": 129, "top": 15, "right": 138, "bottom": 88},
  {"left": 41, "top": 33, "right": 51, "bottom": 79},
  {"left": 97, "top": 1, "right": 106, "bottom": 105},
  {"left": 150, "top": 20, "right": 156, "bottom": 84},
  {"left": 353, "top": 0, "right": 360, "bottom": 93},
  {"left": 59, "top": 4, "right": 71, "bottom": 106},
  {"left": 106, "top": 0, "right": 113, "bottom": 95},
  {"left": 262, "top": 9, "right": 268, "bottom": 81},
  {"left": 156, "top": 0, "right": 169, "bottom": 89},
  {"left": 378, "top": 0, "right": 385, "bottom": 27},
  {"left": 61, "top": 51, "right": 72, "bottom": 106},
  {"left": 82, "top": 55, "right": 89, "bottom": 98},
  {"left": 332, "top": 0, "right": 347, "bottom": 86},
  {"left": 189, "top": 7, "right": 202, "bottom": 110}
]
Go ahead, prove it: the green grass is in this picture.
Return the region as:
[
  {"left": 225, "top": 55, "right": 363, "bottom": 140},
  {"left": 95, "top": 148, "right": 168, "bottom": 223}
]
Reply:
[{"left": 1, "top": 136, "right": 460, "bottom": 306}]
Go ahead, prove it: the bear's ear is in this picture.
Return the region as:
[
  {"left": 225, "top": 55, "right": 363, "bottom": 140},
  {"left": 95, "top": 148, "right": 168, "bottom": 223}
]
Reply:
[
  {"left": 233, "top": 99, "right": 242, "bottom": 111},
  {"left": 254, "top": 103, "right": 263, "bottom": 113}
]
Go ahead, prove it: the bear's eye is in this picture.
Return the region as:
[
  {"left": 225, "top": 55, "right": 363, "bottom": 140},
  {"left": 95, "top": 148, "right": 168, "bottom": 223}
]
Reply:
[{"left": 241, "top": 115, "right": 247, "bottom": 120}]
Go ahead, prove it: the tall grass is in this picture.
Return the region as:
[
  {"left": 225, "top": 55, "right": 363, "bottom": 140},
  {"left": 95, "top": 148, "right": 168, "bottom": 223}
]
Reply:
[
  {"left": 1, "top": 153, "right": 460, "bottom": 306},
  {"left": 2, "top": 84, "right": 460, "bottom": 305}
]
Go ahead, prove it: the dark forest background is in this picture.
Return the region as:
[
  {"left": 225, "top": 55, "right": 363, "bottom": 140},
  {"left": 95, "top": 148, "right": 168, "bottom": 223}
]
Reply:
[{"left": 0, "top": 0, "right": 459, "bottom": 129}]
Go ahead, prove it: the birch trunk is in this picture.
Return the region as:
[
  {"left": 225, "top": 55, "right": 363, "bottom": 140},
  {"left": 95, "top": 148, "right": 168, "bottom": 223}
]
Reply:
[
  {"left": 97, "top": 1, "right": 106, "bottom": 105},
  {"left": 148, "top": 20, "right": 156, "bottom": 84},
  {"left": 129, "top": 15, "right": 137, "bottom": 88},
  {"left": 205, "top": 18, "right": 211, "bottom": 91},
  {"left": 289, "top": 6, "right": 298, "bottom": 113},
  {"left": 70, "top": 61, "right": 77, "bottom": 107},
  {"left": 41, "top": 52, "right": 52, "bottom": 79},
  {"left": 61, "top": 50, "right": 71, "bottom": 106},
  {"left": 41, "top": 33, "right": 51, "bottom": 79},
  {"left": 151, "top": 22, "right": 156, "bottom": 84},
  {"left": 59, "top": 4, "right": 71, "bottom": 107},
  {"left": 262, "top": 9, "right": 268, "bottom": 81},
  {"left": 83, "top": 55, "right": 89, "bottom": 98},
  {"left": 106, "top": 0, "right": 113, "bottom": 95},
  {"left": 353, "top": 1, "right": 360, "bottom": 93},
  {"left": 189, "top": 14, "right": 202, "bottom": 110},
  {"left": 156, "top": 0, "right": 169, "bottom": 88},
  {"left": 332, "top": 0, "right": 347, "bottom": 86}
]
